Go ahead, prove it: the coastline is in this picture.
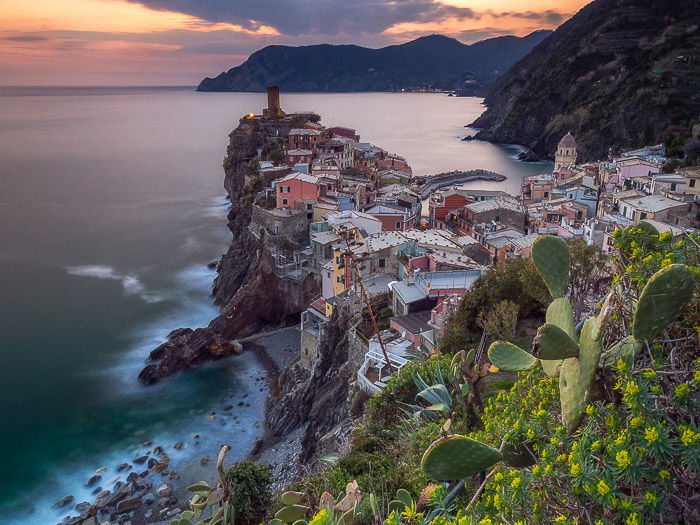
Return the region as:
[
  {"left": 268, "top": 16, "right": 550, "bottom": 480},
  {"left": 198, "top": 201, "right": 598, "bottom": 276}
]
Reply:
[{"left": 43, "top": 327, "right": 299, "bottom": 525}]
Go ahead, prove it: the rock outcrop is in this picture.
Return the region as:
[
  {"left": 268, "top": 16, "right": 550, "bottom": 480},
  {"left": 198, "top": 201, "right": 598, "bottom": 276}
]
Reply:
[{"left": 139, "top": 115, "right": 320, "bottom": 384}]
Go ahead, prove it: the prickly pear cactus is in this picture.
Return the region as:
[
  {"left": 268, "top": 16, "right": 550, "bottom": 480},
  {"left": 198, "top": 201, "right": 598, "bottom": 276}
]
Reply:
[
  {"left": 633, "top": 264, "right": 696, "bottom": 341},
  {"left": 534, "top": 323, "right": 580, "bottom": 360},
  {"left": 541, "top": 297, "right": 576, "bottom": 376},
  {"left": 421, "top": 435, "right": 501, "bottom": 480},
  {"left": 532, "top": 235, "right": 570, "bottom": 298},
  {"left": 487, "top": 342, "right": 538, "bottom": 371},
  {"left": 559, "top": 357, "right": 588, "bottom": 432}
]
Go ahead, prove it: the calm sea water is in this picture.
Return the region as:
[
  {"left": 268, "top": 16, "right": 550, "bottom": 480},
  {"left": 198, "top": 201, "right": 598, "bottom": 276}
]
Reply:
[{"left": 0, "top": 87, "right": 551, "bottom": 523}]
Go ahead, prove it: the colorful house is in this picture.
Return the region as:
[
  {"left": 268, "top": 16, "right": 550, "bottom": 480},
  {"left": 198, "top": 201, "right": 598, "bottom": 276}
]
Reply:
[{"left": 275, "top": 172, "right": 320, "bottom": 213}]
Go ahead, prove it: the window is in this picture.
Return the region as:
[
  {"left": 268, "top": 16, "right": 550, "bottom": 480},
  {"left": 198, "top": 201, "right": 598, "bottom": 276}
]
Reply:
[
  {"left": 395, "top": 221, "right": 402, "bottom": 229},
  {"left": 544, "top": 191, "right": 549, "bottom": 198},
  {"left": 307, "top": 203, "right": 313, "bottom": 210},
  {"left": 336, "top": 276, "right": 345, "bottom": 284},
  {"left": 282, "top": 198, "right": 288, "bottom": 206},
  {"left": 671, "top": 183, "right": 676, "bottom": 191},
  {"left": 495, "top": 215, "right": 500, "bottom": 222},
  {"left": 280, "top": 186, "right": 290, "bottom": 193},
  {"left": 640, "top": 212, "right": 647, "bottom": 220},
  {"left": 378, "top": 258, "right": 386, "bottom": 268},
  {"left": 690, "top": 179, "right": 696, "bottom": 188}
]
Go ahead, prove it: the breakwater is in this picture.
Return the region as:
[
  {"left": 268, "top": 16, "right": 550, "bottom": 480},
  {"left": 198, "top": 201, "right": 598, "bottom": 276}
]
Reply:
[{"left": 412, "top": 169, "right": 506, "bottom": 198}]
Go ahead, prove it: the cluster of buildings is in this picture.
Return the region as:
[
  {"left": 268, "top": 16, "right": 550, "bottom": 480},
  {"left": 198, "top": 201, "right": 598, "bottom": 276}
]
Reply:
[{"left": 247, "top": 88, "right": 699, "bottom": 394}]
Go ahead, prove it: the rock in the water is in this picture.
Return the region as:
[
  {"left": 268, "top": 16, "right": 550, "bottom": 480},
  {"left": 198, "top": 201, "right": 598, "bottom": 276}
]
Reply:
[
  {"left": 115, "top": 495, "right": 142, "bottom": 514},
  {"left": 52, "top": 495, "right": 74, "bottom": 509},
  {"left": 133, "top": 455, "right": 149, "bottom": 465},
  {"left": 116, "top": 463, "right": 131, "bottom": 472},
  {"left": 155, "top": 484, "right": 172, "bottom": 498},
  {"left": 138, "top": 327, "right": 221, "bottom": 385},
  {"left": 173, "top": 442, "right": 184, "bottom": 450},
  {"left": 142, "top": 493, "right": 155, "bottom": 505},
  {"left": 85, "top": 474, "right": 101, "bottom": 488}
]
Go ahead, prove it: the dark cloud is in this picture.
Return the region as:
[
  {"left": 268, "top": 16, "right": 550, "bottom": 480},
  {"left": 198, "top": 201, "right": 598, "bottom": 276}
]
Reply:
[
  {"left": 494, "top": 9, "right": 568, "bottom": 25},
  {"left": 2, "top": 34, "right": 49, "bottom": 42},
  {"left": 126, "top": 0, "right": 478, "bottom": 35}
]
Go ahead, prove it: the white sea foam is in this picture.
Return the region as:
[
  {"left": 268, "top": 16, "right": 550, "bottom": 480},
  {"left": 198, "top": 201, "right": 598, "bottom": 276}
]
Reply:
[{"left": 66, "top": 265, "right": 163, "bottom": 303}]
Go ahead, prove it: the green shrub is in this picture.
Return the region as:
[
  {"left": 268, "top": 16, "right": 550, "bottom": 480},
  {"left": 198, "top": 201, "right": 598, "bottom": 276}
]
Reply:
[
  {"left": 223, "top": 460, "right": 274, "bottom": 525},
  {"left": 366, "top": 356, "right": 452, "bottom": 427}
]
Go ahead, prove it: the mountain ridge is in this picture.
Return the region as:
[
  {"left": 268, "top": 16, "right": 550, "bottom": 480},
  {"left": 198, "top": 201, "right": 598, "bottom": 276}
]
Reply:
[
  {"left": 196, "top": 31, "right": 551, "bottom": 94},
  {"left": 471, "top": 0, "right": 700, "bottom": 161}
]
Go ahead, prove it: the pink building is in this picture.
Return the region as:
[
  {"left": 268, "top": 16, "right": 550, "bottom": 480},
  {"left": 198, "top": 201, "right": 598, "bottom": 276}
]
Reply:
[
  {"left": 614, "top": 158, "right": 661, "bottom": 187},
  {"left": 276, "top": 172, "right": 320, "bottom": 211}
]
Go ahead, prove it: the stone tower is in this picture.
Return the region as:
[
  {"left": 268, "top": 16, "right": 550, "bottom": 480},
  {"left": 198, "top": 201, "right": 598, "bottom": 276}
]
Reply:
[
  {"left": 263, "top": 86, "right": 285, "bottom": 118},
  {"left": 554, "top": 132, "right": 577, "bottom": 172}
]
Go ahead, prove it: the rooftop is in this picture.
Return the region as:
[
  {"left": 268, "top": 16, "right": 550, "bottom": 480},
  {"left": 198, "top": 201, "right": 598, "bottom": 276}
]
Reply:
[
  {"left": 400, "top": 229, "right": 460, "bottom": 251},
  {"left": 277, "top": 172, "right": 320, "bottom": 185},
  {"left": 289, "top": 128, "right": 321, "bottom": 136},
  {"left": 465, "top": 197, "right": 522, "bottom": 214},
  {"left": 509, "top": 233, "right": 540, "bottom": 251},
  {"left": 391, "top": 311, "right": 432, "bottom": 335},
  {"left": 621, "top": 194, "right": 686, "bottom": 212},
  {"left": 351, "top": 231, "right": 410, "bottom": 254}
]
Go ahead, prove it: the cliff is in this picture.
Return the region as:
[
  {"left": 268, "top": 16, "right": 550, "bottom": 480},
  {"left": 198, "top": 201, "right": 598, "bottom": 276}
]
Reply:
[
  {"left": 196, "top": 32, "right": 550, "bottom": 95},
  {"left": 139, "top": 116, "right": 320, "bottom": 385},
  {"left": 471, "top": 0, "right": 700, "bottom": 162}
]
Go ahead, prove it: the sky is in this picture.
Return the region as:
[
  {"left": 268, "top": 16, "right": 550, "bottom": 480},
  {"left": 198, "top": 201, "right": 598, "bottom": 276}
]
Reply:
[{"left": 0, "top": 0, "right": 588, "bottom": 86}]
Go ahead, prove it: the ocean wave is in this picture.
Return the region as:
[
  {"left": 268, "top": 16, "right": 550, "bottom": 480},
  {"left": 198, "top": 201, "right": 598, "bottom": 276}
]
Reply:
[{"left": 66, "top": 265, "right": 163, "bottom": 304}]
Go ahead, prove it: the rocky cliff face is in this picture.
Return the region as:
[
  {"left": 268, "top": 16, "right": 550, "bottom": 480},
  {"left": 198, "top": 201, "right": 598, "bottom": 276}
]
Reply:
[
  {"left": 139, "top": 116, "right": 320, "bottom": 385},
  {"left": 265, "top": 304, "right": 367, "bottom": 472},
  {"left": 472, "top": 0, "right": 700, "bottom": 161}
]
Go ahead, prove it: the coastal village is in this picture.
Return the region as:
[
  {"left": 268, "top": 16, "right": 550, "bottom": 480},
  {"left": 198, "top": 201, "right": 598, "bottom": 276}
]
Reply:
[{"left": 246, "top": 87, "right": 700, "bottom": 394}]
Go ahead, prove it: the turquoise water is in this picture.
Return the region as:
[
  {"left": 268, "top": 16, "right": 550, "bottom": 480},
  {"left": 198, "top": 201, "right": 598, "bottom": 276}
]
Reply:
[{"left": 0, "top": 88, "right": 551, "bottom": 524}]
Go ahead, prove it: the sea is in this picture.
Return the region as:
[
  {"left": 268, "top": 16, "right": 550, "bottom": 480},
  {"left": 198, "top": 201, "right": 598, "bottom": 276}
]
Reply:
[{"left": 0, "top": 87, "right": 552, "bottom": 524}]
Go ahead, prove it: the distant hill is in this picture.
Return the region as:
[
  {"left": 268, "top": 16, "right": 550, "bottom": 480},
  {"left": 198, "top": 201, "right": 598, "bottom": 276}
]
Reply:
[
  {"left": 471, "top": 0, "right": 700, "bottom": 162},
  {"left": 196, "top": 31, "right": 551, "bottom": 94}
]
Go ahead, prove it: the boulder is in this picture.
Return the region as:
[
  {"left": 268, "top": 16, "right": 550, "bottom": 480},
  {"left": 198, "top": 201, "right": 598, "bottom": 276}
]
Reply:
[
  {"left": 115, "top": 495, "right": 141, "bottom": 514},
  {"left": 52, "top": 495, "right": 74, "bottom": 509},
  {"left": 138, "top": 328, "right": 220, "bottom": 385},
  {"left": 155, "top": 484, "right": 172, "bottom": 498},
  {"left": 85, "top": 475, "right": 101, "bottom": 488},
  {"left": 116, "top": 463, "right": 131, "bottom": 472}
]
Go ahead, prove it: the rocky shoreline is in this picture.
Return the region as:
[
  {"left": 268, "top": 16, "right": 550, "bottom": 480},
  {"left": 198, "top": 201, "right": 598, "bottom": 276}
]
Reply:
[{"left": 49, "top": 328, "right": 300, "bottom": 525}]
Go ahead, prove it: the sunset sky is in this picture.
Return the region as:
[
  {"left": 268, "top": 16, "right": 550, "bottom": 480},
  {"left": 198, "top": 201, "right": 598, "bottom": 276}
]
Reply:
[{"left": 0, "top": 0, "right": 588, "bottom": 86}]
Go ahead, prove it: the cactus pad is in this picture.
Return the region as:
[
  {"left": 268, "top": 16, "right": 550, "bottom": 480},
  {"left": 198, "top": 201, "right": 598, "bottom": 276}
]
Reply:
[
  {"left": 600, "top": 335, "right": 643, "bottom": 368},
  {"left": 534, "top": 323, "right": 580, "bottom": 360},
  {"left": 633, "top": 264, "right": 696, "bottom": 341},
  {"left": 282, "top": 492, "right": 304, "bottom": 506},
  {"left": 541, "top": 298, "right": 576, "bottom": 376},
  {"left": 395, "top": 489, "right": 413, "bottom": 507},
  {"left": 578, "top": 317, "right": 603, "bottom": 392},
  {"left": 559, "top": 358, "right": 587, "bottom": 432},
  {"left": 488, "top": 342, "right": 538, "bottom": 371},
  {"left": 421, "top": 435, "right": 501, "bottom": 480},
  {"left": 532, "top": 235, "right": 570, "bottom": 298},
  {"left": 637, "top": 220, "right": 660, "bottom": 235},
  {"left": 275, "top": 506, "right": 308, "bottom": 523}
]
